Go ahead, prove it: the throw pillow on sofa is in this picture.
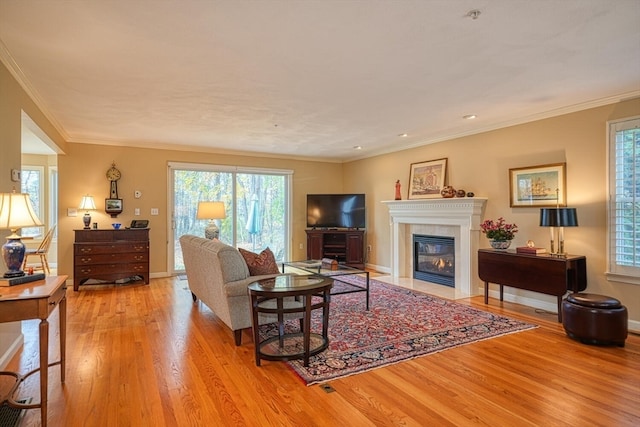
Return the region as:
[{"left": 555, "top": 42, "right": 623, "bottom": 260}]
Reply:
[{"left": 238, "top": 247, "right": 280, "bottom": 276}]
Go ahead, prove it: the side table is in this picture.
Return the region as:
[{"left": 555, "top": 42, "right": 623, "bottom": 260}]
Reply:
[
  {"left": 0, "top": 275, "right": 68, "bottom": 427},
  {"left": 478, "top": 249, "right": 586, "bottom": 322},
  {"left": 249, "top": 275, "right": 333, "bottom": 367}
]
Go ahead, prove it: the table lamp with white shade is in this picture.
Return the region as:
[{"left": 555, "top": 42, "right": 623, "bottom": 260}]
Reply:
[
  {"left": 197, "top": 201, "right": 226, "bottom": 239},
  {"left": 0, "top": 190, "right": 44, "bottom": 278},
  {"left": 78, "top": 195, "right": 97, "bottom": 229}
]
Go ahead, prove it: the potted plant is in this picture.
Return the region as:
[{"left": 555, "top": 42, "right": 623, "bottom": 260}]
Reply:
[{"left": 480, "top": 217, "right": 518, "bottom": 249}]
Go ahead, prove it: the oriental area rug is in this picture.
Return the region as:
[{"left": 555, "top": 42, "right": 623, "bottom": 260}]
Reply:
[{"left": 258, "top": 276, "right": 536, "bottom": 386}]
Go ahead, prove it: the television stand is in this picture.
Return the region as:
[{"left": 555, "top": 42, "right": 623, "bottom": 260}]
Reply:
[{"left": 305, "top": 229, "right": 365, "bottom": 269}]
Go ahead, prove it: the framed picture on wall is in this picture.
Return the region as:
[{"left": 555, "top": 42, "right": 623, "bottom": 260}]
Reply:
[
  {"left": 509, "top": 162, "right": 566, "bottom": 207},
  {"left": 408, "top": 158, "right": 448, "bottom": 199},
  {"left": 105, "top": 198, "right": 123, "bottom": 215}
]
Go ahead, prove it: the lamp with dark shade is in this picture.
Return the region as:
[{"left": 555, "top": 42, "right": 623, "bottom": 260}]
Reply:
[
  {"left": 0, "top": 190, "right": 44, "bottom": 278},
  {"left": 540, "top": 207, "right": 578, "bottom": 256}
]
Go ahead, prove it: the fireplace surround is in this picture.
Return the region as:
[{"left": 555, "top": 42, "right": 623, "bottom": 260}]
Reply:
[{"left": 382, "top": 198, "right": 487, "bottom": 297}]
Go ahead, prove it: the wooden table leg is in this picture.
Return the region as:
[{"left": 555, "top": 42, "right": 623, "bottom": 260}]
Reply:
[
  {"left": 500, "top": 285, "right": 504, "bottom": 301},
  {"left": 60, "top": 295, "right": 66, "bottom": 383},
  {"left": 250, "top": 294, "right": 261, "bottom": 366},
  {"left": 557, "top": 296, "right": 563, "bottom": 323},
  {"left": 303, "top": 294, "right": 312, "bottom": 367},
  {"left": 484, "top": 281, "right": 489, "bottom": 304},
  {"left": 365, "top": 271, "right": 370, "bottom": 310},
  {"left": 277, "top": 298, "right": 284, "bottom": 348},
  {"left": 39, "top": 318, "right": 49, "bottom": 427}
]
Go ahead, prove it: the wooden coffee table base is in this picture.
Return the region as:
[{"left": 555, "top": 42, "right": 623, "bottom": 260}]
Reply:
[{"left": 249, "top": 275, "right": 332, "bottom": 367}]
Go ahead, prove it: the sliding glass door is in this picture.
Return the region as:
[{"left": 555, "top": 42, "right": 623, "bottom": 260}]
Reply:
[{"left": 169, "top": 162, "right": 292, "bottom": 273}]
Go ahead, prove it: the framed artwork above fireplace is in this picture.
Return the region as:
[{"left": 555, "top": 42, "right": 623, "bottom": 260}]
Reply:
[{"left": 408, "top": 158, "right": 447, "bottom": 199}]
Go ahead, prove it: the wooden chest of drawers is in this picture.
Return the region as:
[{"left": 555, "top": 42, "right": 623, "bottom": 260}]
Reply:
[{"left": 74, "top": 229, "right": 150, "bottom": 291}]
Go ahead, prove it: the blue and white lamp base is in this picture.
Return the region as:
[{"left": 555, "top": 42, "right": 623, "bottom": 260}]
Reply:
[{"left": 2, "top": 236, "right": 26, "bottom": 278}]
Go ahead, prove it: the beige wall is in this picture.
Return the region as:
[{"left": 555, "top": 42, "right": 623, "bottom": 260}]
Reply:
[
  {"left": 0, "top": 61, "right": 66, "bottom": 366},
  {"left": 57, "top": 144, "right": 344, "bottom": 277},
  {"left": 2, "top": 58, "right": 640, "bottom": 328},
  {"left": 344, "top": 98, "right": 640, "bottom": 322}
]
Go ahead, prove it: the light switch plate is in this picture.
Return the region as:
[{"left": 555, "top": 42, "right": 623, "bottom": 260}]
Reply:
[
  {"left": 151, "top": 208, "right": 159, "bottom": 215},
  {"left": 11, "top": 169, "right": 21, "bottom": 182}
]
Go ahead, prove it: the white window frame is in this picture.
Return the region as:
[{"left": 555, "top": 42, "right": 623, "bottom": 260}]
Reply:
[
  {"left": 606, "top": 116, "right": 640, "bottom": 285},
  {"left": 20, "top": 165, "right": 45, "bottom": 238},
  {"left": 49, "top": 166, "right": 58, "bottom": 239}
]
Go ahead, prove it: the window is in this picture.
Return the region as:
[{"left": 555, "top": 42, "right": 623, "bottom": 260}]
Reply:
[
  {"left": 607, "top": 116, "right": 640, "bottom": 284},
  {"left": 20, "top": 166, "right": 45, "bottom": 237},
  {"left": 169, "top": 163, "right": 292, "bottom": 273}
]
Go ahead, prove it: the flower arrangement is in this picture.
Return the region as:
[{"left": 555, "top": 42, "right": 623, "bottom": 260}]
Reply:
[{"left": 480, "top": 217, "right": 518, "bottom": 241}]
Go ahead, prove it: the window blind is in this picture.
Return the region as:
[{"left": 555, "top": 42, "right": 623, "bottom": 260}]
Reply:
[{"left": 608, "top": 117, "right": 640, "bottom": 283}]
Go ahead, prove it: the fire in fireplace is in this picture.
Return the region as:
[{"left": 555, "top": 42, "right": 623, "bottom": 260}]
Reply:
[{"left": 413, "top": 234, "right": 455, "bottom": 287}]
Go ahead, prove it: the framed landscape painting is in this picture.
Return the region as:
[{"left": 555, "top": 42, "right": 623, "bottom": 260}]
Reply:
[
  {"left": 408, "top": 158, "right": 447, "bottom": 199},
  {"left": 509, "top": 162, "right": 566, "bottom": 207}
]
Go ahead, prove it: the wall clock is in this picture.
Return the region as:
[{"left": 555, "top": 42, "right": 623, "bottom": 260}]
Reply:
[{"left": 106, "top": 162, "right": 123, "bottom": 217}]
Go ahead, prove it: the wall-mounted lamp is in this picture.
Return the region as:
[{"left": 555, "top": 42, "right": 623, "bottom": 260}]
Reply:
[
  {"left": 196, "top": 201, "right": 226, "bottom": 240},
  {"left": 539, "top": 207, "right": 578, "bottom": 256},
  {"left": 0, "top": 190, "right": 43, "bottom": 278},
  {"left": 78, "top": 195, "right": 97, "bottom": 229}
]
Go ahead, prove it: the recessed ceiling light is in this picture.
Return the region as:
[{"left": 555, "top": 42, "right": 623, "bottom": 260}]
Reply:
[
  {"left": 399, "top": 133, "right": 408, "bottom": 137},
  {"left": 463, "top": 114, "right": 477, "bottom": 120},
  {"left": 353, "top": 145, "right": 362, "bottom": 150}
]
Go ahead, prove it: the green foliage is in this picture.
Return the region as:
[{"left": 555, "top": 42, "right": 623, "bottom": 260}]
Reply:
[{"left": 173, "top": 169, "right": 287, "bottom": 270}]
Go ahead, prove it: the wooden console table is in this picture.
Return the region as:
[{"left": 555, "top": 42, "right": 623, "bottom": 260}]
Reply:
[
  {"left": 478, "top": 249, "right": 587, "bottom": 322},
  {"left": 74, "top": 228, "right": 149, "bottom": 291},
  {"left": 0, "top": 275, "right": 67, "bottom": 427}
]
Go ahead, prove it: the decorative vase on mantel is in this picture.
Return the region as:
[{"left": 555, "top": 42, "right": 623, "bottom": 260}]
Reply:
[{"left": 489, "top": 239, "right": 512, "bottom": 250}]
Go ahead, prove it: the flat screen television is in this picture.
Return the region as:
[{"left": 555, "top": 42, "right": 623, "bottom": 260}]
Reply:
[{"left": 306, "top": 194, "right": 366, "bottom": 229}]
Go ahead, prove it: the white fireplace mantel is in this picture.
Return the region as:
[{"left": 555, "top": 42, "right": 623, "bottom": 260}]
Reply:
[{"left": 382, "top": 198, "right": 487, "bottom": 297}]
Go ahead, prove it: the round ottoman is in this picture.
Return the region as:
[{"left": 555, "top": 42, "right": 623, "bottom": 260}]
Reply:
[{"left": 562, "top": 293, "right": 628, "bottom": 347}]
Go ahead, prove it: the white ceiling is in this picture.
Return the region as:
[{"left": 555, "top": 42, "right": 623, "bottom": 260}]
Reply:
[{"left": 2, "top": 0, "right": 639, "bottom": 161}]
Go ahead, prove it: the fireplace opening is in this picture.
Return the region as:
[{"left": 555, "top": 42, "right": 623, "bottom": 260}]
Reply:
[{"left": 413, "top": 234, "right": 454, "bottom": 287}]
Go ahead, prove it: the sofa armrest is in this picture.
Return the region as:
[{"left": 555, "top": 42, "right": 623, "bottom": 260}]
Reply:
[{"left": 224, "top": 273, "right": 293, "bottom": 297}]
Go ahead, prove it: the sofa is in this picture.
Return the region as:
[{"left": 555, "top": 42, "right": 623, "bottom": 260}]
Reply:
[{"left": 179, "top": 235, "right": 288, "bottom": 345}]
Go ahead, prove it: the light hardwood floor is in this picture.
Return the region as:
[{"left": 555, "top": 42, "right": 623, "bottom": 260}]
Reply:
[{"left": 3, "top": 276, "right": 639, "bottom": 426}]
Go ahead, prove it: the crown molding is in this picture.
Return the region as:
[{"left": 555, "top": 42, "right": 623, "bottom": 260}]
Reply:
[
  {"left": 0, "top": 38, "right": 69, "bottom": 141},
  {"left": 360, "top": 90, "right": 640, "bottom": 161}
]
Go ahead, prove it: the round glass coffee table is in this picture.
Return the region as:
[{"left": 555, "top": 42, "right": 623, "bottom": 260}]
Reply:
[{"left": 248, "top": 274, "right": 333, "bottom": 367}]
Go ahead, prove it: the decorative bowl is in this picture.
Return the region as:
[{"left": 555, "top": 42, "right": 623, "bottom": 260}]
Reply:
[
  {"left": 440, "top": 186, "right": 456, "bottom": 198},
  {"left": 112, "top": 223, "right": 122, "bottom": 229},
  {"left": 489, "top": 239, "right": 512, "bottom": 250}
]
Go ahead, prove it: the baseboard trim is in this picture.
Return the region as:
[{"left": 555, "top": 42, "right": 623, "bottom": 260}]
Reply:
[{"left": 0, "top": 333, "right": 24, "bottom": 370}]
